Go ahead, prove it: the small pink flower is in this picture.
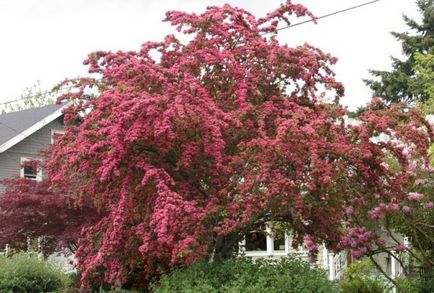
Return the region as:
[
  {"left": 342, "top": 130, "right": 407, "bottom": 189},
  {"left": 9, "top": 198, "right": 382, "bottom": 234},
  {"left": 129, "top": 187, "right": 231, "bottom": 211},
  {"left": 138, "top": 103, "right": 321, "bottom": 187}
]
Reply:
[
  {"left": 408, "top": 160, "right": 417, "bottom": 174},
  {"left": 395, "top": 244, "right": 406, "bottom": 252},
  {"left": 415, "top": 178, "right": 425, "bottom": 185},
  {"left": 346, "top": 206, "right": 353, "bottom": 215},
  {"left": 424, "top": 201, "right": 433, "bottom": 208},
  {"left": 402, "top": 146, "right": 411, "bottom": 157},
  {"left": 408, "top": 192, "right": 424, "bottom": 201},
  {"left": 402, "top": 206, "right": 411, "bottom": 213},
  {"left": 388, "top": 203, "right": 399, "bottom": 212},
  {"left": 303, "top": 235, "right": 318, "bottom": 252}
]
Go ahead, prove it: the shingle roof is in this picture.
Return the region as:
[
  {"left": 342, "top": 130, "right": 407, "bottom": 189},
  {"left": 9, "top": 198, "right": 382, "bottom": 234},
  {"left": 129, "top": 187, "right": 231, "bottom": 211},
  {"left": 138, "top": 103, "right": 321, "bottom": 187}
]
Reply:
[{"left": 0, "top": 102, "right": 67, "bottom": 152}]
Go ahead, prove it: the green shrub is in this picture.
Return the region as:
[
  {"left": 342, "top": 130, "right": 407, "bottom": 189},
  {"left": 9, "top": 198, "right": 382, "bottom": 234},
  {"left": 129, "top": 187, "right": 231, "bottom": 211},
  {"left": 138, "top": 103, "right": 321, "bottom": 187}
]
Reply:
[
  {"left": 395, "top": 275, "right": 420, "bottom": 293},
  {"left": 338, "top": 259, "right": 387, "bottom": 293},
  {"left": 0, "top": 252, "right": 72, "bottom": 293},
  {"left": 152, "top": 257, "right": 337, "bottom": 293},
  {"left": 339, "top": 276, "right": 385, "bottom": 293},
  {"left": 418, "top": 268, "right": 434, "bottom": 293}
]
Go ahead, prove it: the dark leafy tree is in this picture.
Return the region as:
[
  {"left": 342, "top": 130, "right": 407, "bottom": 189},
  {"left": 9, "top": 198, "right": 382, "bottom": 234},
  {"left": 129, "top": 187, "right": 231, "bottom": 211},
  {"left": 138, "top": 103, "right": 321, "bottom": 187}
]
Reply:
[{"left": 364, "top": 0, "right": 434, "bottom": 104}]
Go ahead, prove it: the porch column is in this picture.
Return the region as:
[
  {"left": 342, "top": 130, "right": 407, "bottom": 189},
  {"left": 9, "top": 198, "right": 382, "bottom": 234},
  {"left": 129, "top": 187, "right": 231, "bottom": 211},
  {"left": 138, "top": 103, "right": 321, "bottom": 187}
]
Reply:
[
  {"left": 266, "top": 226, "right": 273, "bottom": 255},
  {"left": 328, "top": 253, "right": 335, "bottom": 280},
  {"left": 391, "top": 250, "right": 397, "bottom": 293}
]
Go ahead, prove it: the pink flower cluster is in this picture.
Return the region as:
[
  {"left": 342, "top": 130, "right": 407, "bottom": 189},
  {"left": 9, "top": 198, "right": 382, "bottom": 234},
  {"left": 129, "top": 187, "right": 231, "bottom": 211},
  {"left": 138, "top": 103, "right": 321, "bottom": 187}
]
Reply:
[
  {"left": 395, "top": 244, "right": 407, "bottom": 252},
  {"left": 408, "top": 192, "right": 424, "bottom": 200},
  {"left": 402, "top": 205, "right": 411, "bottom": 213},
  {"left": 303, "top": 234, "right": 318, "bottom": 253},
  {"left": 338, "top": 227, "right": 375, "bottom": 259},
  {"left": 415, "top": 178, "right": 425, "bottom": 185}
]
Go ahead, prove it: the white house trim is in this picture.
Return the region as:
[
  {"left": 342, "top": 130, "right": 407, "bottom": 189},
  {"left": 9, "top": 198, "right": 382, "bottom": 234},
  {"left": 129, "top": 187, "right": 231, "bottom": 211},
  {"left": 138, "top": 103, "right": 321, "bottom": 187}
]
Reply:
[
  {"left": 51, "top": 129, "right": 65, "bottom": 144},
  {"left": 20, "top": 157, "right": 43, "bottom": 182},
  {"left": 0, "top": 103, "right": 69, "bottom": 153}
]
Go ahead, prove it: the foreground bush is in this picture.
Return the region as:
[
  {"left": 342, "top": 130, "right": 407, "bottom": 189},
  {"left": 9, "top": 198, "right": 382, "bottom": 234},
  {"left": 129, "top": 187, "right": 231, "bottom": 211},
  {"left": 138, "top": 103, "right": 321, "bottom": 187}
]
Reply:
[
  {"left": 338, "top": 259, "right": 387, "bottom": 293},
  {"left": 339, "top": 259, "right": 434, "bottom": 293},
  {"left": 0, "top": 252, "right": 71, "bottom": 293},
  {"left": 152, "top": 257, "right": 337, "bottom": 293},
  {"left": 397, "top": 268, "right": 434, "bottom": 293}
]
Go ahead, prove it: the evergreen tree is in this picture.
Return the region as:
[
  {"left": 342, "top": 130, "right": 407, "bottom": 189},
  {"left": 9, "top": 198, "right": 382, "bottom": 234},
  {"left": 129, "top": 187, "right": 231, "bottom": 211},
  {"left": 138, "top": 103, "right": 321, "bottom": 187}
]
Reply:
[{"left": 364, "top": 0, "right": 433, "bottom": 104}]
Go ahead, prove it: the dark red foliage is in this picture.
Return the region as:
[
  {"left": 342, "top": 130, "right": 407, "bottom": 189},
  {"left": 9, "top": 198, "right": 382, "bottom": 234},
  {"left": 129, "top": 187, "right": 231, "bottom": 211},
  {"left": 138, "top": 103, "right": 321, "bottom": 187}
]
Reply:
[{"left": 0, "top": 177, "right": 101, "bottom": 254}]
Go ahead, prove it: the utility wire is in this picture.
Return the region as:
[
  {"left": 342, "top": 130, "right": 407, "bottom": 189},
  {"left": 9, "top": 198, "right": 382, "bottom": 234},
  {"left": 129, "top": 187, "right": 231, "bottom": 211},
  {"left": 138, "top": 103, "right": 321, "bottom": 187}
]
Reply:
[
  {"left": 276, "top": 0, "right": 380, "bottom": 31},
  {"left": 0, "top": 0, "right": 380, "bottom": 106}
]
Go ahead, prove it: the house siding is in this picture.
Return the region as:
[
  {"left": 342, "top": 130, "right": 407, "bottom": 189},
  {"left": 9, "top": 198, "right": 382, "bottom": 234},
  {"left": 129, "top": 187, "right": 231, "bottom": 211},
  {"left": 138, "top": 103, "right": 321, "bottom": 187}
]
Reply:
[{"left": 0, "top": 117, "right": 63, "bottom": 191}]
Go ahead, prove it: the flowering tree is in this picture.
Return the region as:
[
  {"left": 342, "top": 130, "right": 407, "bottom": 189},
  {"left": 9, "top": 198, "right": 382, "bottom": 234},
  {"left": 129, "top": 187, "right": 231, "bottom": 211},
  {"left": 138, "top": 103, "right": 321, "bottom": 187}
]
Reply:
[
  {"left": 46, "top": 1, "right": 433, "bottom": 289},
  {"left": 336, "top": 101, "right": 434, "bottom": 287}
]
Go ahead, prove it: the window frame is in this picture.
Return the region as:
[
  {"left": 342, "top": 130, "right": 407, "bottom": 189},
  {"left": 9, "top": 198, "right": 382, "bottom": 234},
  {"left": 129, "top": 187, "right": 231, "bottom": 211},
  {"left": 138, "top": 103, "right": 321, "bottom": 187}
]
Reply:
[
  {"left": 239, "top": 225, "right": 290, "bottom": 257},
  {"left": 20, "top": 157, "right": 42, "bottom": 181},
  {"left": 51, "top": 129, "right": 65, "bottom": 144}
]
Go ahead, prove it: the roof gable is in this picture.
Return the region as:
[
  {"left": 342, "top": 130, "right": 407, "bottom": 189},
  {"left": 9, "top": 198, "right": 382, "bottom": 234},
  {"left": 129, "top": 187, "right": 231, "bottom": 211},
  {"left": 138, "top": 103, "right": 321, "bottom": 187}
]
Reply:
[{"left": 0, "top": 102, "right": 68, "bottom": 153}]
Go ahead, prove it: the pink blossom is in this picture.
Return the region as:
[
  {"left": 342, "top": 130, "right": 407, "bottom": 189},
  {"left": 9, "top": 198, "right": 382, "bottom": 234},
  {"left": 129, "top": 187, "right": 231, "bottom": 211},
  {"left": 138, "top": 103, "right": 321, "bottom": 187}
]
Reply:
[
  {"left": 402, "top": 146, "right": 411, "bottom": 157},
  {"left": 408, "top": 160, "right": 418, "bottom": 175},
  {"left": 351, "top": 250, "right": 363, "bottom": 259},
  {"left": 387, "top": 203, "right": 399, "bottom": 212},
  {"left": 368, "top": 207, "right": 382, "bottom": 219},
  {"left": 395, "top": 244, "right": 406, "bottom": 252},
  {"left": 415, "top": 178, "right": 425, "bottom": 185},
  {"left": 303, "top": 235, "right": 318, "bottom": 252},
  {"left": 402, "top": 206, "right": 411, "bottom": 213},
  {"left": 408, "top": 192, "right": 424, "bottom": 200},
  {"left": 424, "top": 201, "right": 433, "bottom": 208}
]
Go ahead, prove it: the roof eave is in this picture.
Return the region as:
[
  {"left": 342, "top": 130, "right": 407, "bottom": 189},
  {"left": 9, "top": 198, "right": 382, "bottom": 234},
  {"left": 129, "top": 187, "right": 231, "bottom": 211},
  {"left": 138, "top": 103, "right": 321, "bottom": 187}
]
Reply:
[{"left": 0, "top": 103, "right": 70, "bottom": 153}]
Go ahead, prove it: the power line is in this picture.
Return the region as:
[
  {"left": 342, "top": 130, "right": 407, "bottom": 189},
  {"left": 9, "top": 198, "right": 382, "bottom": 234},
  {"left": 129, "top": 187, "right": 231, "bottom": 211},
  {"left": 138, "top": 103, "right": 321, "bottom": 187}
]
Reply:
[
  {"left": 0, "top": 1, "right": 380, "bottom": 107},
  {"left": 276, "top": 0, "right": 380, "bottom": 31}
]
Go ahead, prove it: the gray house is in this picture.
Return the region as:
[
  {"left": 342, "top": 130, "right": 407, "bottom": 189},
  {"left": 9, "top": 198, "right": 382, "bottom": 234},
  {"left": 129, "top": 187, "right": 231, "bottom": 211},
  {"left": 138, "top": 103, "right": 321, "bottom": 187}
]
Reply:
[{"left": 0, "top": 103, "right": 67, "bottom": 191}]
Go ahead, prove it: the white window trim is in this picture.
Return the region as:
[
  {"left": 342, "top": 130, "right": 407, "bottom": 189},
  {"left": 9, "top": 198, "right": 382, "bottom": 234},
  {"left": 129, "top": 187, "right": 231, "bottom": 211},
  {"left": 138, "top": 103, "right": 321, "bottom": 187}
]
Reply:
[
  {"left": 239, "top": 225, "right": 291, "bottom": 257},
  {"left": 20, "top": 157, "right": 43, "bottom": 182},
  {"left": 238, "top": 226, "right": 354, "bottom": 281},
  {"left": 51, "top": 129, "right": 65, "bottom": 144}
]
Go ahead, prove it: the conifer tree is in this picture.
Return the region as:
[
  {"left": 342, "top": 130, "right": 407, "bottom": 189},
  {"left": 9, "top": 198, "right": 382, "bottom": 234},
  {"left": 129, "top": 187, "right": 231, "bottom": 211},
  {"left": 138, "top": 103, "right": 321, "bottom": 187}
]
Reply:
[{"left": 365, "top": 0, "right": 433, "bottom": 104}]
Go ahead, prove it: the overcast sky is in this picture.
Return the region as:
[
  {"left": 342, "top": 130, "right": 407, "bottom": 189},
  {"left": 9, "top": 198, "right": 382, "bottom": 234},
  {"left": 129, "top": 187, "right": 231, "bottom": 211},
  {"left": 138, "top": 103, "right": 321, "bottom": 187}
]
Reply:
[{"left": 0, "top": 0, "right": 420, "bottom": 110}]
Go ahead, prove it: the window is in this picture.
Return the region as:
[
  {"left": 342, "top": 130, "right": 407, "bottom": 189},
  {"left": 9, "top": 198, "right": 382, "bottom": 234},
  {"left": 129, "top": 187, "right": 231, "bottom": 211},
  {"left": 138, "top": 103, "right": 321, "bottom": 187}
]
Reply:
[
  {"left": 51, "top": 129, "right": 65, "bottom": 144},
  {"left": 273, "top": 231, "right": 285, "bottom": 251},
  {"left": 240, "top": 224, "right": 288, "bottom": 256},
  {"left": 20, "top": 157, "right": 42, "bottom": 181},
  {"left": 245, "top": 230, "right": 267, "bottom": 251}
]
